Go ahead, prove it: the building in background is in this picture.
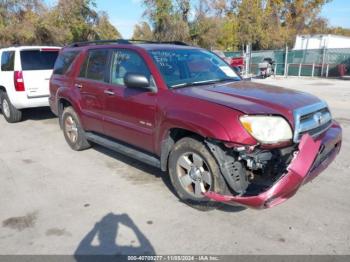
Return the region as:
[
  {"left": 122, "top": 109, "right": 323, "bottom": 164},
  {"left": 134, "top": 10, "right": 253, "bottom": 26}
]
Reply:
[{"left": 293, "top": 34, "right": 350, "bottom": 50}]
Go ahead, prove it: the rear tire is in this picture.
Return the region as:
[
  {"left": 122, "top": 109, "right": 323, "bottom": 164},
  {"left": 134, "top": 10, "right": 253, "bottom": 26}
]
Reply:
[
  {"left": 61, "top": 106, "right": 91, "bottom": 151},
  {"left": 168, "top": 137, "right": 228, "bottom": 210},
  {"left": 0, "top": 92, "right": 22, "bottom": 123}
]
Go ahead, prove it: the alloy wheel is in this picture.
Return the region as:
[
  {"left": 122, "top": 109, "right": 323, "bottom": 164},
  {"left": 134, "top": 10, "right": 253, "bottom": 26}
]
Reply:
[
  {"left": 176, "top": 152, "right": 212, "bottom": 198},
  {"left": 65, "top": 115, "right": 78, "bottom": 143}
]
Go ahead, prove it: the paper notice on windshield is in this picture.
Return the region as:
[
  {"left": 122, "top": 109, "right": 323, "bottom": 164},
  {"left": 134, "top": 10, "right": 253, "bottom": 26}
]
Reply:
[{"left": 220, "top": 66, "right": 236, "bottom": 77}]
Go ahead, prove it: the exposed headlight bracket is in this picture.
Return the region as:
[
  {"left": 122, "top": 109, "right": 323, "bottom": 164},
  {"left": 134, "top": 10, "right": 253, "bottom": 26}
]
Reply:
[{"left": 205, "top": 140, "right": 249, "bottom": 195}]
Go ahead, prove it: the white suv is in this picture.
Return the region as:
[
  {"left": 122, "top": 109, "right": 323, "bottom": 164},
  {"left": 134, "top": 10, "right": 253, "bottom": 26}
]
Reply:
[{"left": 0, "top": 46, "right": 60, "bottom": 123}]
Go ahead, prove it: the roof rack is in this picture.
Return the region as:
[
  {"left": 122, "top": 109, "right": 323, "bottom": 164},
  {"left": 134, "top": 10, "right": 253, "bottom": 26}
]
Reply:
[
  {"left": 129, "top": 40, "right": 189, "bottom": 46},
  {"left": 68, "top": 39, "right": 130, "bottom": 47},
  {"left": 68, "top": 39, "right": 189, "bottom": 48}
]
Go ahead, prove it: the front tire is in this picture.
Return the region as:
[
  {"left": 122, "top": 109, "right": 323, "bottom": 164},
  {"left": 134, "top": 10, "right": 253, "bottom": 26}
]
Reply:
[
  {"left": 0, "top": 92, "right": 22, "bottom": 123},
  {"left": 61, "top": 106, "right": 91, "bottom": 151},
  {"left": 168, "top": 137, "right": 228, "bottom": 209}
]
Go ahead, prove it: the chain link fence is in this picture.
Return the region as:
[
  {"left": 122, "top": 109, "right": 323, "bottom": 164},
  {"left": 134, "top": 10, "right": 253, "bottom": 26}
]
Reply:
[{"left": 225, "top": 48, "right": 350, "bottom": 78}]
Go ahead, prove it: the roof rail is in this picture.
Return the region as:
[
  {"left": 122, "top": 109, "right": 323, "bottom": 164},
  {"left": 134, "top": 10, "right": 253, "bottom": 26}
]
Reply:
[
  {"left": 67, "top": 39, "right": 189, "bottom": 48},
  {"left": 129, "top": 39, "right": 189, "bottom": 46},
  {"left": 68, "top": 39, "right": 130, "bottom": 48},
  {"left": 159, "top": 41, "right": 188, "bottom": 46}
]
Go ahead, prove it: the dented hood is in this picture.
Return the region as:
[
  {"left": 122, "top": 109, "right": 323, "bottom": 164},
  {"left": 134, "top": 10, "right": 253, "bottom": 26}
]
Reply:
[{"left": 174, "top": 81, "right": 322, "bottom": 124}]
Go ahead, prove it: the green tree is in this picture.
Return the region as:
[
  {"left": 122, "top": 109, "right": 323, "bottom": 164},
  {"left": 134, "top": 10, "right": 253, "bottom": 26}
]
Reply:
[
  {"left": 0, "top": 0, "right": 50, "bottom": 45},
  {"left": 94, "top": 11, "right": 121, "bottom": 40},
  {"left": 175, "top": 0, "right": 190, "bottom": 22},
  {"left": 236, "top": 0, "right": 264, "bottom": 49},
  {"left": 143, "top": 0, "right": 173, "bottom": 40},
  {"left": 50, "top": 0, "right": 99, "bottom": 42},
  {"left": 140, "top": 0, "right": 191, "bottom": 41},
  {"left": 217, "top": 14, "right": 240, "bottom": 51},
  {"left": 190, "top": 0, "right": 223, "bottom": 49},
  {"left": 226, "top": 0, "right": 332, "bottom": 49},
  {"left": 0, "top": 0, "right": 121, "bottom": 46},
  {"left": 132, "top": 22, "right": 154, "bottom": 40}
]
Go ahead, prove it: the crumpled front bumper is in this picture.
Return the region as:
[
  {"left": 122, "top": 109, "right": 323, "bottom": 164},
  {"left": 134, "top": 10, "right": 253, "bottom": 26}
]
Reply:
[{"left": 204, "top": 122, "right": 342, "bottom": 209}]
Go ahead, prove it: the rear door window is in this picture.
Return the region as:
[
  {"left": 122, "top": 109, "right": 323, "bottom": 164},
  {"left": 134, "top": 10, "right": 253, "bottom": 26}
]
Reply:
[
  {"left": 53, "top": 51, "right": 79, "bottom": 75},
  {"left": 1, "top": 51, "right": 15, "bottom": 71},
  {"left": 79, "top": 49, "right": 109, "bottom": 82},
  {"left": 20, "top": 50, "right": 59, "bottom": 71}
]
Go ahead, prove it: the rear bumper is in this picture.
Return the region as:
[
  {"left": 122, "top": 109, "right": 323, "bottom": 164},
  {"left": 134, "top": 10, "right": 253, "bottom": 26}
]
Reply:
[
  {"left": 205, "top": 122, "right": 342, "bottom": 209},
  {"left": 11, "top": 93, "right": 49, "bottom": 109}
]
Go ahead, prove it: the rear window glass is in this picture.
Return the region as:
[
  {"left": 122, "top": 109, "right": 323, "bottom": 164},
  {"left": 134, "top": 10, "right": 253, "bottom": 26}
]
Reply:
[
  {"left": 53, "top": 51, "right": 79, "bottom": 75},
  {"left": 1, "top": 51, "right": 15, "bottom": 71},
  {"left": 20, "top": 50, "right": 59, "bottom": 71},
  {"left": 80, "top": 49, "right": 109, "bottom": 82}
]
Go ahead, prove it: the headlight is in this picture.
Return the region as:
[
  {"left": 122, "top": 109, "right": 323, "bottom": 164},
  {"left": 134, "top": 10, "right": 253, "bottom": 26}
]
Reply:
[{"left": 240, "top": 115, "right": 293, "bottom": 144}]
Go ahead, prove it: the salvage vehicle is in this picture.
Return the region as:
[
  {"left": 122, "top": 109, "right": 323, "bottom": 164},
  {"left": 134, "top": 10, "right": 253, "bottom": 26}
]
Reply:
[
  {"left": 0, "top": 46, "right": 60, "bottom": 122},
  {"left": 49, "top": 40, "right": 342, "bottom": 209}
]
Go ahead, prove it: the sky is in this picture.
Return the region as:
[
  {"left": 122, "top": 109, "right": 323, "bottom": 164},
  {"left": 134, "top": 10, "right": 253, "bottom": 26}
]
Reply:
[
  {"left": 93, "top": 0, "right": 144, "bottom": 38},
  {"left": 321, "top": 0, "right": 350, "bottom": 29},
  {"left": 45, "top": 0, "right": 350, "bottom": 38}
]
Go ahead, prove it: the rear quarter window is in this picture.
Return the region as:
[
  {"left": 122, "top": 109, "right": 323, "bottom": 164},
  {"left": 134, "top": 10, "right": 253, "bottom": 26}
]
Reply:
[
  {"left": 1, "top": 51, "right": 15, "bottom": 71},
  {"left": 20, "top": 50, "right": 59, "bottom": 71},
  {"left": 53, "top": 51, "right": 80, "bottom": 75}
]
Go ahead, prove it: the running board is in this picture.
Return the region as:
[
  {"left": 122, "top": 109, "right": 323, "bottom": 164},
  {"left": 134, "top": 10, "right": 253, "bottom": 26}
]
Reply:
[{"left": 85, "top": 132, "right": 161, "bottom": 168}]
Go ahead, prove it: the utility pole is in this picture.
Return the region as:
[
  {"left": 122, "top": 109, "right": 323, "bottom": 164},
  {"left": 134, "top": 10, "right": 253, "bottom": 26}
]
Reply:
[
  {"left": 284, "top": 45, "right": 289, "bottom": 78},
  {"left": 321, "top": 47, "right": 326, "bottom": 77},
  {"left": 245, "top": 43, "right": 251, "bottom": 78}
]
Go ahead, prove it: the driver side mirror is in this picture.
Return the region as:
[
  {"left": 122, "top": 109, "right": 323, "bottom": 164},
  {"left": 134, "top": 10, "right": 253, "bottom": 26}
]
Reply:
[{"left": 124, "top": 73, "right": 157, "bottom": 93}]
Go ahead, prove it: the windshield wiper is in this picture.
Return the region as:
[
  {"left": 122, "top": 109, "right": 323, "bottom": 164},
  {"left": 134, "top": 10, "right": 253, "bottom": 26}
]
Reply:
[
  {"left": 171, "top": 80, "right": 215, "bottom": 89},
  {"left": 171, "top": 78, "right": 238, "bottom": 89}
]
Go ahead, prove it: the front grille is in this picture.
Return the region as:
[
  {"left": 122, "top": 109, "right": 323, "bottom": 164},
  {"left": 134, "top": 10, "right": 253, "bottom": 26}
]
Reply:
[
  {"left": 299, "top": 107, "right": 329, "bottom": 122},
  {"left": 293, "top": 102, "right": 332, "bottom": 143},
  {"left": 298, "top": 120, "right": 332, "bottom": 138}
]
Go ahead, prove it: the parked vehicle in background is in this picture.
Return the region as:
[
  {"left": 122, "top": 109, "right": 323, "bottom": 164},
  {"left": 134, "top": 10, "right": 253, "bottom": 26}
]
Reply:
[
  {"left": 212, "top": 50, "right": 231, "bottom": 63},
  {"left": 338, "top": 64, "right": 348, "bottom": 78},
  {"left": 213, "top": 50, "right": 244, "bottom": 75},
  {"left": 258, "top": 57, "right": 275, "bottom": 78},
  {"left": 50, "top": 40, "right": 342, "bottom": 210},
  {"left": 0, "top": 46, "right": 60, "bottom": 123},
  {"left": 230, "top": 56, "right": 244, "bottom": 73}
]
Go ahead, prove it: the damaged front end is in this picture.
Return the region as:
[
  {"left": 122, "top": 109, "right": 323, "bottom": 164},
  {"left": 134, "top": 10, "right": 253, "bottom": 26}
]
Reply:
[{"left": 205, "top": 122, "right": 342, "bottom": 209}]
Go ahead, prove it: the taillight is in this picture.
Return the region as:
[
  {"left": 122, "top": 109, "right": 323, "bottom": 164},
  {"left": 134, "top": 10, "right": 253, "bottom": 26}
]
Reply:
[{"left": 14, "top": 71, "right": 25, "bottom": 92}]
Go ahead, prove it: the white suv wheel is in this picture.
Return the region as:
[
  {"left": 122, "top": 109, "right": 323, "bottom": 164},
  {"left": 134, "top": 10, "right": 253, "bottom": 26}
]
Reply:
[
  {"left": 0, "top": 92, "right": 22, "bottom": 123},
  {"left": 2, "top": 98, "right": 10, "bottom": 118}
]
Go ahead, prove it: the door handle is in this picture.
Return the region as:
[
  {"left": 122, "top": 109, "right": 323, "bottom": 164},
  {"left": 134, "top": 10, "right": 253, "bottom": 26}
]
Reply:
[
  {"left": 75, "top": 83, "right": 83, "bottom": 89},
  {"left": 104, "top": 90, "right": 115, "bottom": 96}
]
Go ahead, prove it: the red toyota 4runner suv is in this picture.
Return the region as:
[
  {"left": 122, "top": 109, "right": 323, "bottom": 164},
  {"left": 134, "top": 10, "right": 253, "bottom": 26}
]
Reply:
[{"left": 49, "top": 40, "right": 342, "bottom": 209}]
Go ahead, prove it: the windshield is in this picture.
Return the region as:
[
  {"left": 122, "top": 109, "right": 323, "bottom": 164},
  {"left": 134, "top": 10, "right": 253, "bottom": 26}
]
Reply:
[{"left": 150, "top": 49, "right": 240, "bottom": 88}]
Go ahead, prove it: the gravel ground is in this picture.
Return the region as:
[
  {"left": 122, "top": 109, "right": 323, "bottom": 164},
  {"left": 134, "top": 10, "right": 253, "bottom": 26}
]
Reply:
[{"left": 0, "top": 77, "right": 349, "bottom": 255}]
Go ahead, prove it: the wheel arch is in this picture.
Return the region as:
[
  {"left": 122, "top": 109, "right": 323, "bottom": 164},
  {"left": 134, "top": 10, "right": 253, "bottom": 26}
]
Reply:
[
  {"left": 158, "top": 113, "right": 233, "bottom": 172},
  {"left": 160, "top": 127, "right": 206, "bottom": 172},
  {"left": 57, "top": 98, "right": 74, "bottom": 128}
]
